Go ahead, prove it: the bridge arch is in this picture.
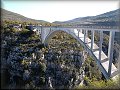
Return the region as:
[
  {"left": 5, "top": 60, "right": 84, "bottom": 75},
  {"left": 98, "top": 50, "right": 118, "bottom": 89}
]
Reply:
[
  {"left": 44, "top": 29, "right": 80, "bottom": 44},
  {"left": 38, "top": 27, "right": 119, "bottom": 79},
  {"left": 43, "top": 29, "right": 110, "bottom": 79}
]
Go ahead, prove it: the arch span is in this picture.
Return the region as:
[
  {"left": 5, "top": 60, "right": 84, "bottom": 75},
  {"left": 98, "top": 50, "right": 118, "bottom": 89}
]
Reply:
[
  {"left": 44, "top": 29, "right": 79, "bottom": 44},
  {"left": 39, "top": 27, "right": 119, "bottom": 80},
  {"left": 43, "top": 29, "right": 111, "bottom": 79}
]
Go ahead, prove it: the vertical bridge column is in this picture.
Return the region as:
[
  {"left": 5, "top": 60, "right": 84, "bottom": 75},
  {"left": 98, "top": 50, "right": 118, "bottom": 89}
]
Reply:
[
  {"left": 86, "top": 30, "right": 88, "bottom": 43},
  {"left": 78, "top": 29, "right": 80, "bottom": 37},
  {"left": 99, "top": 31, "right": 103, "bottom": 61},
  {"left": 84, "top": 30, "right": 88, "bottom": 43},
  {"left": 41, "top": 27, "right": 51, "bottom": 44},
  {"left": 80, "top": 29, "right": 82, "bottom": 33},
  {"left": 41, "top": 26, "right": 44, "bottom": 43},
  {"left": 91, "top": 30, "right": 94, "bottom": 50},
  {"left": 108, "top": 31, "right": 115, "bottom": 77},
  {"left": 39, "top": 26, "right": 42, "bottom": 35},
  {"left": 84, "top": 30, "right": 86, "bottom": 43}
]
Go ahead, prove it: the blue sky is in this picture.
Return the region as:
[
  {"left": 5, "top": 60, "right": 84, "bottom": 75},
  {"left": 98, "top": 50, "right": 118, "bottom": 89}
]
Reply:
[{"left": 2, "top": 0, "right": 119, "bottom": 22}]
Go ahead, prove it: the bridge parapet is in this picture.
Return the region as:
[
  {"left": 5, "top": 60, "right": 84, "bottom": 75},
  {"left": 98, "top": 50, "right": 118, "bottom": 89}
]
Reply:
[{"left": 36, "top": 26, "right": 119, "bottom": 33}]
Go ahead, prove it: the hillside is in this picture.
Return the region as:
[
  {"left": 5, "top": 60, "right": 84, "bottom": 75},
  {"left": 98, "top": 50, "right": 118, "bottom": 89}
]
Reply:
[
  {"left": 2, "top": 8, "right": 119, "bottom": 27},
  {"left": 1, "top": 8, "right": 49, "bottom": 24},
  {"left": 53, "top": 9, "right": 120, "bottom": 27}
]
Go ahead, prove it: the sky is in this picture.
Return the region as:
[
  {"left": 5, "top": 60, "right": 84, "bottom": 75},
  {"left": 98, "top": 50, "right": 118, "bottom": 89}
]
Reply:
[{"left": 2, "top": 0, "right": 119, "bottom": 22}]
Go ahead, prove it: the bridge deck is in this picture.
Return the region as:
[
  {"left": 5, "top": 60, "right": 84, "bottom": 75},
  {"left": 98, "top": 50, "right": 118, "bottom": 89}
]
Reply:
[{"left": 74, "top": 31, "right": 118, "bottom": 78}]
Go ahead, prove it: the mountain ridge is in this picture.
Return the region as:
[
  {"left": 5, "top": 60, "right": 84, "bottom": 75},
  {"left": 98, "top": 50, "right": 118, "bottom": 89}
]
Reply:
[
  {"left": 1, "top": 8, "right": 50, "bottom": 24},
  {"left": 53, "top": 9, "right": 120, "bottom": 27},
  {"left": 1, "top": 8, "right": 119, "bottom": 27}
]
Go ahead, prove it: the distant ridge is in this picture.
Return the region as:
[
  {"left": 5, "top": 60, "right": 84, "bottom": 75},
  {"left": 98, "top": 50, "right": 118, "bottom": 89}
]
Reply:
[
  {"left": 1, "top": 8, "right": 50, "bottom": 24},
  {"left": 53, "top": 9, "right": 120, "bottom": 27},
  {"left": 1, "top": 8, "right": 119, "bottom": 27}
]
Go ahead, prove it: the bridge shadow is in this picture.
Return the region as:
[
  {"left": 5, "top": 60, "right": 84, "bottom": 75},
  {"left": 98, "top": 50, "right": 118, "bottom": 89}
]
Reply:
[
  {"left": 101, "top": 58, "right": 108, "bottom": 63},
  {"left": 92, "top": 48, "right": 99, "bottom": 52},
  {"left": 78, "top": 37, "right": 84, "bottom": 39},
  {"left": 85, "top": 41, "right": 91, "bottom": 44},
  {"left": 111, "top": 70, "right": 119, "bottom": 78}
]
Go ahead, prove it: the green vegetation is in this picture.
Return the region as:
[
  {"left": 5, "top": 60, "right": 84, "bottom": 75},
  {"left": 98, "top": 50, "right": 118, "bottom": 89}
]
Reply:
[
  {"left": 1, "top": 20, "right": 120, "bottom": 89},
  {"left": 53, "top": 9, "right": 119, "bottom": 28},
  {"left": 76, "top": 76, "right": 120, "bottom": 89}
]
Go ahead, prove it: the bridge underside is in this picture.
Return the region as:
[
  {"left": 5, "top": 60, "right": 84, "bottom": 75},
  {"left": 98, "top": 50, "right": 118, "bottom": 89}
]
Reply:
[{"left": 39, "top": 27, "right": 119, "bottom": 80}]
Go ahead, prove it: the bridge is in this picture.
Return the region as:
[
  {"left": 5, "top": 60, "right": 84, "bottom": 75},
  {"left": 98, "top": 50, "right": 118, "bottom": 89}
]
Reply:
[{"left": 35, "top": 26, "right": 119, "bottom": 79}]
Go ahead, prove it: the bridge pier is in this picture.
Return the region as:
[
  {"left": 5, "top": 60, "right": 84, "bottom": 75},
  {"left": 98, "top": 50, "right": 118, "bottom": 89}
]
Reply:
[
  {"left": 78, "top": 30, "right": 80, "bottom": 37},
  {"left": 41, "top": 27, "right": 52, "bottom": 43},
  {"left": 41, "top": 28, "right": 46, "bottom": 43},
  {"left": 80, "top": 29, "right": 82, "bottom": 33},
  {"left": 108, "top": 31, "right": 115, "bottom": 77},
  {"left": 84, "top": 30, "right": 88, "bottom": 43},
  {"left": 99, "top": 31, "right": 103, "bottom": 61},
  {"left": 86, "top": 30, "right": 88, "bottom": 43},
  {"left": 91, "top": 30, "right": 94, "bottom": 50}
]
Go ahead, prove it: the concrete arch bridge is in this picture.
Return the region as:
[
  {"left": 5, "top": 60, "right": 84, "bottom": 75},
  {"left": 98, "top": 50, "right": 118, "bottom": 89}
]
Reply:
[{"left": 35, "top": 26, "right": 119, "bottom": 79}]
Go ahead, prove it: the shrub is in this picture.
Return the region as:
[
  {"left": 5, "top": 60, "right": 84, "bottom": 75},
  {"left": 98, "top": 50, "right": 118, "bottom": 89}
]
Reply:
[
  {"left": 76, "top": 76, "right": 120, "bottom": 89},
  {"left": 19, "top": 29, "right": 33, "bottom": 37}
]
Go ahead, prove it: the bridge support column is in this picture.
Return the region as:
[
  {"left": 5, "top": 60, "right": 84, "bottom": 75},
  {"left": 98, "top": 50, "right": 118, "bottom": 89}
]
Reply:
[
  {"left": 84, "top": 30, "right": 86, "bottom": 43},
  {"left": 41, "top": 27, "right": 52, "bottom": 44},
  {"left": 39, "top": 27, "right": 42, "bottom": 35},
  {"left": 40, "top": 26, "right": 42, "bottom": 34},
  {"left": 84, "top": 30, "right": 87, "bottom": 43},
  {"left": 41, "top": 27, "right": 49, "bottom": 44},
  {"left": 99, "top": 31, "right": 103, "bottom": 61},
  {"left": 91, "top": 30, "right": 94, "bottom": 50},
  {"left": 41, "top": 27, "right": 45, "bottom": 43},
  {"left": 78, "top": 30, "right": 80, "bottom": 37},
  {"left": 80, "top": 29, "right": 82, "bottom": 33},
  {"left": 86, "top": 30, "right": 88, "bottom": 43},
  {"left": 108, "top": 31, "right": 115, "bottom": 77}
]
